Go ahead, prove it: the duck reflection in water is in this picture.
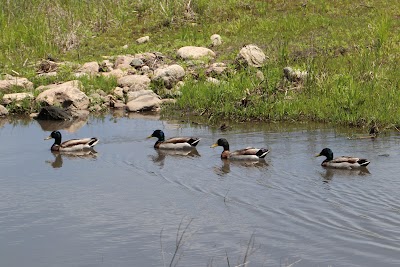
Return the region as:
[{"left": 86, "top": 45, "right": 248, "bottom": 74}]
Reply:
[
  {"left": 320, "top": 167, "right": 371, "bottom": 182},
  {"left": 214, "top": 158, "right": 269, "bottom": 175},
  {"left": 46, "top": 150, "right": 98, "bottom": 168},
  {"left": 150, "top": 148, "right": 200, "bottom": 168}
]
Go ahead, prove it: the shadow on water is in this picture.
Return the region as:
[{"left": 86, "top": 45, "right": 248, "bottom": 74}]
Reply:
[
  {"left": 149, "top": 148, "right": 201, "bottom": 168},
  {"left": 0, "top": 118, "right": 8, "bottom": 128},
  {"left": 319, "top": 167, "right": 371, "bottom": 182},
  {"left": 36, "top": 117, "right": 88, "bottom": 133},
  {"left": 45, "top": 150, "right": 98, "bottom": 168},
  {"left": 214, "top": 158, "right": 269, "bottom": 175}
]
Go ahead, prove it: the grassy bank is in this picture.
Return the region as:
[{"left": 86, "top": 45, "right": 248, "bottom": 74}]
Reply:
[{"left": 1, "top": 0, "right": 400, "bottom": 127}]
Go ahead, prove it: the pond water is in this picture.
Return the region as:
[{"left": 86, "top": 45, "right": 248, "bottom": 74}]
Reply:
[{"left": 1, "top": 113, "right": 400, "bottom": 267}]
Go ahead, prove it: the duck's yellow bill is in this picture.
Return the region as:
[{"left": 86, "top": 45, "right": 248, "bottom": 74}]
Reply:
[
  {"left": 147, "top": 135, "right": 153, "bottom": 139},
  {"left": 44, "top": 136, "right": 52, "bottom": 140},
  {"left": 210, "top": 143, "right": 218, "bottom": 148},
  {"left": 315, "top": 153, "right": 321, "bottom": 157}
]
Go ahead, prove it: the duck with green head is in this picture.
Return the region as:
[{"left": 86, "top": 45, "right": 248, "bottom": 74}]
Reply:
[
  {"left": 147, "top": 129, "right": 200, "bottom": 149},
  {"left": 316, "top": 148, "right": 370, "bottom": 169},
  {"left": 211, "top": 138, "right": 269, "bottom": 160},
  {"left": 45, "top": 131, "right": 99, "bottom": 152}
]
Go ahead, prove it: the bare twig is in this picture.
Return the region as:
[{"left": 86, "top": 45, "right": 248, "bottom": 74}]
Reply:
[
  {"left": 226, "top": 250, "right": 231, "bottom": 267},
  {"left": 286, "top": 258, "right": 302, "bottom": 267},
  {"left": 160, "top": 228, "right": 167, "bottom": 267},
  {"left": 159, "top": 2, "right": 168, "bottom": 16},
  {"left": 207, "top": 256, "right": 214, "bottom": 267},
  {"left": 224, "top": 188, "right": 230, "bottom": 204},
  {"left": 11, "top": 70, "right": 20, "bottom": 76},
  {"left": 241, "top": 233, "right": 258, "bottom": 267},
  {"left": 169, "top": 217, "right": 194, "bottom": 267}
]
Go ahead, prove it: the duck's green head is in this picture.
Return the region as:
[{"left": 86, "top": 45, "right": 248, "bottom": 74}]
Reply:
[
  {"left": 45, "top": 131, "right": 62, "bottom": 144},
  {"left": 148, "top": 130, "right": 165, "bottom": 141},
  {"left": 211, "top": 138, "right": 229, "bottom": 150},
  {"left": 316, "top": 148, "right": 333, "bottom": 160}
]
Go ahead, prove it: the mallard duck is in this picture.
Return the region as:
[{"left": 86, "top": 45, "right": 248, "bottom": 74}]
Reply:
[
  {"left": 45, "top": 131, "right": 99, "bottom": 152},
  {"left": 211, "top": 138, "right": 269, "bottom": 160},
  {"left": 316, "top": 148, "right": 370, "bottom": 169},
  {"left": 147, "top": 130, "right": 200, "bottom": 149}
]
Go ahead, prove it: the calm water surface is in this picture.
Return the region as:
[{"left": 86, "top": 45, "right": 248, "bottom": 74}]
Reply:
[{"left": 1, "top": 113, "right": 400, "bottom": 267}]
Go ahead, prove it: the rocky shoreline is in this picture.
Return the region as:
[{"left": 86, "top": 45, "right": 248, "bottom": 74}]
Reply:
[{"left": 0, "top": 35, "right": 306, "bottom": 121}]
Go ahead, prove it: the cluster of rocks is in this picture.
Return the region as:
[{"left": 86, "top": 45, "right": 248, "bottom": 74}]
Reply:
[{"left": 0, "top": 34, "right": 307, "bottom": 119}]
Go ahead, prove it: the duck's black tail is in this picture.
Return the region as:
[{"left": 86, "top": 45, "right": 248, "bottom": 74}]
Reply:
[
  {"left": 256, "top": 148, "right": 270, "bottom": 158},
  {"left": 357, "top": 159, "right": 370, "bottom": 167},
  {"left": 188, "top": 138, "right": 200, "bottom": 147},
  {"left": 89, "top": 138, "right": 99, "bottom": 147}
]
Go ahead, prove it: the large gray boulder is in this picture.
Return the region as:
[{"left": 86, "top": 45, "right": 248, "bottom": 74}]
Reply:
[
  {"left": 78, "top": 61, "right": 99, "bottom": 76},
  {"left": 0, "top": 105, "right": 8, "bottom": 116},
  {"left": 0, "top": 76, "right": 34, "bottom": 91},
  {"left": 114, "top": 55, "right": 135, "bottom": 70},
  {"left": 126, "top": 89, "right": 158, "bottom": 103},
  {"left": 126, "top": 91, "right": 161, "bottom": 112},
  {"left": 153, "top": 64, "right": 185, "bottom": 89},
  {"left": 36, "top": 106, "right": 72, "bottom": 120},
  {"left": 36, "top": 80, "right": 90, "bottom": 110},
  {"left": 177, "top": 46, "right": 216, "bottom": 59},
  {"left": 101, "top": 69, "right": 125, "bottom": 78},
  {"left": 117, "top": 75, "right": 151, "bottom": 92},
  {"left": 2, "top": 92, "right": 34, "bottom": 105},
  {"left": 236, "top": 44, "right": 266, "bottom": 68},
  {"left": 206, "top": 62, "right": 228, "bottom": 76}
]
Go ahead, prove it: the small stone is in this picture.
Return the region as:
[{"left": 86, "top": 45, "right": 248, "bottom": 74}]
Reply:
[
  {"left": 141, "top": 66, "right": 151, "bottom": 74},
  {"left": 236, "top": 44, "right": 267, "bottom": 68},
  {"left": 113, "top": 101, "right": 126, "bottom": 109},
  {"left": 130, "top": 58, "right": 144, "bottom": 68},
  {"left": 0, "top": 104, "right": 8, "bottom": 116},
  {"left": 2, "top": 92, "right": 34, "bottom": 105},
  {"left": 174, "top": 81, "right": 185, "bottom": 91},
  {"left": 74, "top": 72, "right": 89, "bottom": 78},
  {"left": 36, "top": 72, "right": 57, "bottom": 78},
  {"left": 206, "top": 62, "right": 227, "bottom": 76},
  {"left": 113, "top": 87, "right": 124, "bottom": 99},
  {"left": 177, "top": 46, "right": 216, "bottom": 60},
  {"left": 283, "top": 67, "right": 308, "bottom": 83},
  {"left": 78, "top": 61, "right": 99, "bottom": 76},
  {"left": 206, "top": 77, "right": 220, "bottom": 85},
  {"left": 136, "top": 36, "right": 150, "bottom": 44},
  {"left": 210, "top": 34, "right": 222, "bottom": 46},
  {"left": 101, "top": 69, "right": 125, "bottom": 78},
  {"left": 114, "top": 55, "right": 135, "bottom": 70},
  {"left": 256, "top": 70, "right": 265, "bottom": 81}
]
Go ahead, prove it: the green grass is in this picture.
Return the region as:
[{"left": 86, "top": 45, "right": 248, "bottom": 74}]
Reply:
[{"left": 1, "top": 0, "right": 400, "bottom": 126}]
